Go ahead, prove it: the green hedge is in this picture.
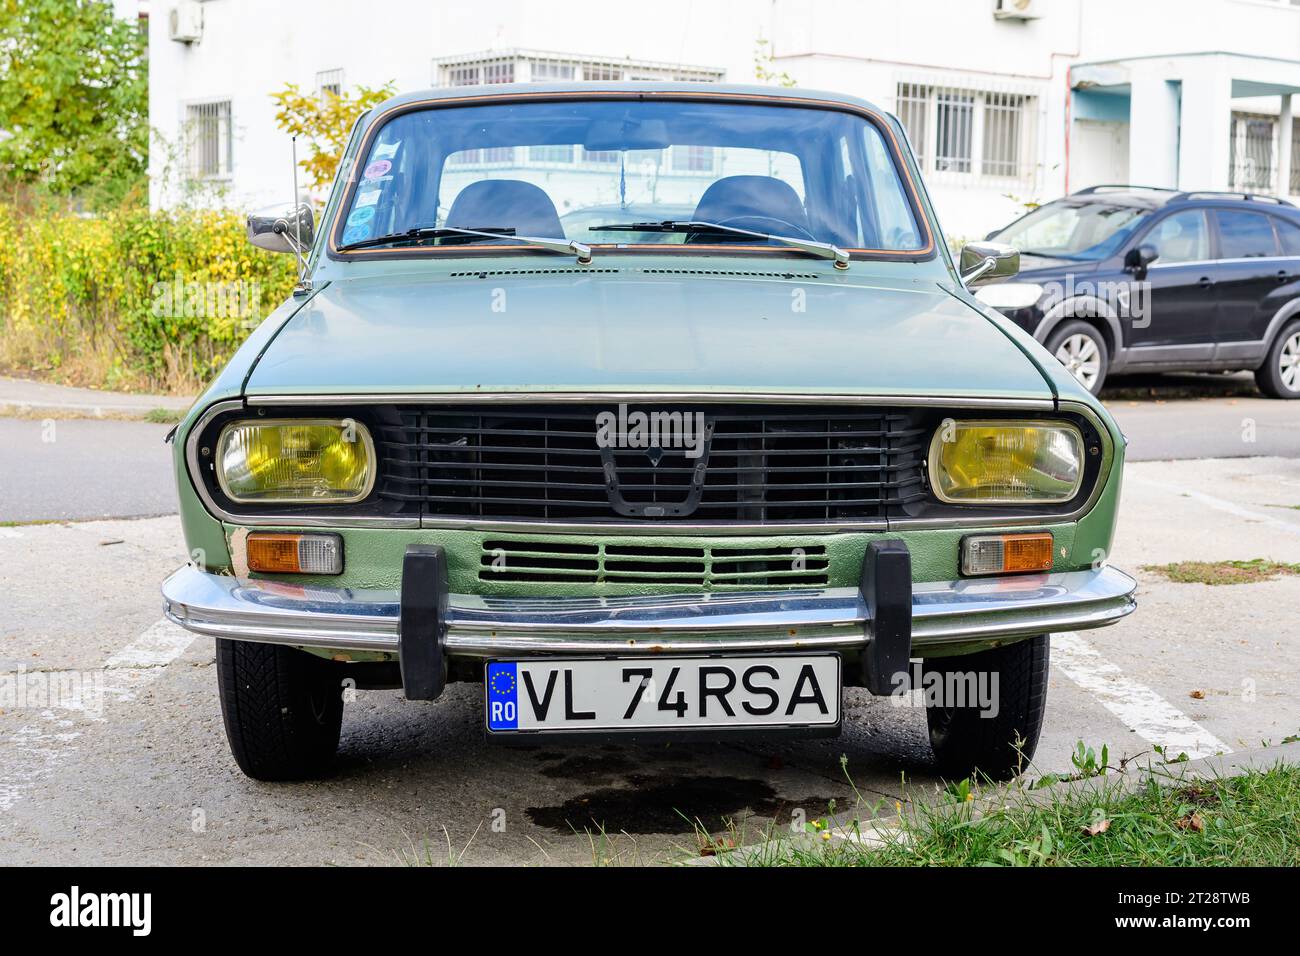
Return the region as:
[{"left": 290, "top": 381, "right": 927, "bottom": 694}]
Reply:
[{"left": 0, "top": 204, "right": 296, "bottom": 393}]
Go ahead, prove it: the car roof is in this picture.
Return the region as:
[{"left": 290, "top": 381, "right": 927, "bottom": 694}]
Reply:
[
  {"left": 1065, "top": 185, "right": 1297, "bottom": 214},
  {"left": 363, "top": 81, "right": 891, "bottom": 121}
]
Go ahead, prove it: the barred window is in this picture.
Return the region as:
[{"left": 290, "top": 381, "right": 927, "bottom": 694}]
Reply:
[
  {"left": 186, "top": 100, "right": 231, "bottom": 180},
  {"left": 982, "top": 91, "right": 1024, "bottom": 178},
  {"left": 1229, "top": 112, "right": 1277, "bottom": 192},
  {"left": 895, "top": 83, "right": 929, "bottom": 169},
  {"left": 894, "top": 82, "right": 1035, "bottom": 182},
  {"left": 934, "top": 91, "right": 974, "bottom": 173},
  {"left": 1291, "top": 122, "right": 1300, "bottom": 194}
]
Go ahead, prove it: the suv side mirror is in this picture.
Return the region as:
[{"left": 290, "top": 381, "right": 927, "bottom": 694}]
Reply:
[
  {"left": 247, "top": 202, "right": 315, "bottom": 255},
  {"left": 960, "top": 241, "right": 1020, "bottom": 284},
  {"left": 1124, "top": 243, "right": 1159, "bottom": 277}
]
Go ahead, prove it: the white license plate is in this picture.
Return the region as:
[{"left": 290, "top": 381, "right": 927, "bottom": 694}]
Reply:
[{"left": 485, "top": 655, "right": 840, "bottom": 733}]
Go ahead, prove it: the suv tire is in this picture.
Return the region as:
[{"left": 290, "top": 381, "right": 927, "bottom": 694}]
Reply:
[
  {"left": 1045, "top": 321, "right": 1109, "bottom": 395},
  {"left": 1255, "top": 318, "right": 1300, "bottom": 399},
  {"left": 924, "top": 634, "right": 1050, "bottom": 781},
  {"left": 216, "top": 638, "right": 344, "bottom": 781}
]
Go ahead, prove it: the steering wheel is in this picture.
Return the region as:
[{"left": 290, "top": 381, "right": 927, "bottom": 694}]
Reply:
[{"left": 704, "top": 215, "right": 819, "bottom": 242}]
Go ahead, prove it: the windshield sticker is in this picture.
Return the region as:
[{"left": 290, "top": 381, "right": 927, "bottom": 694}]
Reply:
[
  {"left": 363, "top": 159, "right": 392, "bottom": 179},
  {"left": 346, "top": 205, "right": 376, "bottom": 226},
  {"left": 341, "top": 223, "right": 373, "bottom": 246},
  {"left": 354, "top": 190, "right": 381, "bottom": 208},
  {"left": 372, "top": 141, "right": 399, "bottom": 160}
]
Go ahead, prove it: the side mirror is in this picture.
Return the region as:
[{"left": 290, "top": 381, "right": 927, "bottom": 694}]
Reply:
[
  {"left": 247, "top": 202, "right": 315, "bottom": 255},
  {"left": 960, "top": 241, "right": 1020, "bottom": 284},
  {"left": 1124, "top": 243, "right": 1159, "bottom": 277}
]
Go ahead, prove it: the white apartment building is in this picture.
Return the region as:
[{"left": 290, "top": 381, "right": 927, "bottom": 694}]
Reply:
[{"left": 146, "top": 0, "right": 1300, "bottom": 238}]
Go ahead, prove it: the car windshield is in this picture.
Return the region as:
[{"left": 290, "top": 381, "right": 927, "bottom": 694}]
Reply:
[
  {"left": 334, "top": 97, "right": 926, "bottom": 255},
  {"left": 992, "top": 200, "right": 1151, "bottom": 261}
]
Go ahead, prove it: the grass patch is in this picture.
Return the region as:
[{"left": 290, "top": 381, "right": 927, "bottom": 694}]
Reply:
[
  {"left": 727, "top": 764, "right": 1300, "bottom": 867},
  {"left": 1142, "top": 559, "right": 1300, "bottom": 585},
  {"left": 143, "top": 406, "right": 184, "bottom": 424}
]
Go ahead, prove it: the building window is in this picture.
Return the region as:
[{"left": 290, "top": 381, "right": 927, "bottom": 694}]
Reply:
[
  {"left": 1291, "top": 123, "right": 1300, "bottom": 194},
  {"left": 530, "top": 60, "right": 575, "bottom": 82},
  {"left": 583, "top": 64, "right": 623, "bottom": 82},
  {"left": 1229, "top": 112, "right": 1277, "bottom": 192},
  {"left": 316, "top": 69, "right": 344, "bottom": 99},
  {"left": 934, "top": 91, "right": 974, "bottom": 173},
  {"left": 444, "top": 58, "right": 516, "bottom": 86},
  {"left": 186, "top": 100, "right": 232, "bottom": 179},
  {"left": 982, "top": 91, "right": 1024, "bottom": 178},
  {"left": 431, "top": 51, "right": 723, "bottom": 173},
  {"left": 672, "top": 145, "right": 715, "bottom": 172},
  {"left": 894, "top": 82, "right": 1035, "bottom": 182},
  {"left": 434, "top": 50, "right": 723, "bottom": 89},
  {"left": 895, "top": 83, "right": 929, "bottom": 169}
]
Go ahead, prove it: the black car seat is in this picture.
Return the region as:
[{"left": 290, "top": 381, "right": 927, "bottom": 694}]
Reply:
[
  {"left": 446, "top": 179, "right": 565, "bottom": 237},
  {"left": 686, "top": 175, "right": 813, "bottom": 240}
]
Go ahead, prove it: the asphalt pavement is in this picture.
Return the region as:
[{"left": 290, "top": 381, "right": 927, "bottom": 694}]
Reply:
[{"left": 0, "top": 418, "right": 177, "bottom": 523}]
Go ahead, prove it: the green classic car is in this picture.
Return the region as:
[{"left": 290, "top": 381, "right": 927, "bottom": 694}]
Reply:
[{"left": 161, "top": 82, "right": 1136, "bottom": 782}]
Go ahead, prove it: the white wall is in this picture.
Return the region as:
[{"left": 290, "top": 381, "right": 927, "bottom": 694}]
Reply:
[{"left": 147, "top": 0, "right": 1300, "bottom": 237}]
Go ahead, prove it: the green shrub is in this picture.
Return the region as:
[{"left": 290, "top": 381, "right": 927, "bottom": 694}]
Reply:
[{"left": 0, "top": 204, "right": 296, "bottom": 393}]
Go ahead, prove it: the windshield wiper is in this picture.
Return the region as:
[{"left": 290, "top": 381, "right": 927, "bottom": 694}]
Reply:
[
  {"left": 591, "top": 220, "right": 849, "bottom": 269},
  {"left": 339, "top": 225, "right": 592, "bottom": 263}
]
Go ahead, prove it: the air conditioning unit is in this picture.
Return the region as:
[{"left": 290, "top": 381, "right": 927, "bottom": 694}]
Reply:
[
  {"left": 169, "top": 2, "right": 204, "bottom": 43},
  {"left": 994, "top": 0, "right": 1042, "bottom": 20}
]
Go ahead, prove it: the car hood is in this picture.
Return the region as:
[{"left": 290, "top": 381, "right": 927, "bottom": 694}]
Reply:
[{"left": 244, "top": 270, "right": 1052, "bottom": 400}]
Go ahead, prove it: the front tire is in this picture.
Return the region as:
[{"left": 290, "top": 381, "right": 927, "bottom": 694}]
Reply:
[
  {"left": 1045, "top": 321, "right": 1109, "bottom": 395},
  {"left": 1255, "top": 318, "right": 1300, "bottom": 399},
  {"left": 216, "top": 639, "right": 344, "bottom": 781},
  {"left": 923, "top": 634, "right": 1050, "bottom": 781}
]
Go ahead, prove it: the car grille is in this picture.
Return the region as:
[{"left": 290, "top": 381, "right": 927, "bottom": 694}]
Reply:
[
  {"left": 376, "top": 403, "right": 927, "bottom": 524},
  {"left": 478, "top": 540, "right": 829, "bottom": 589}
]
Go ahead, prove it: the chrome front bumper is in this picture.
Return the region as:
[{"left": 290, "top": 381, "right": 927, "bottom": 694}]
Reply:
[{"left": 161, "top": 564, "right": 1137, "bottom": 658}]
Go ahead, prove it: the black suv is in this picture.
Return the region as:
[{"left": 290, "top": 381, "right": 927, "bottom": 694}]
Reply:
[{"left": 977, "top": 186, "right": 1300, "bottom": 398}]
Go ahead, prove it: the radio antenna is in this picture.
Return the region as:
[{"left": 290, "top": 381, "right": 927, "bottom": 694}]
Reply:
[{"left": 288, "top": 136, "right": 311, "bottom": 292}]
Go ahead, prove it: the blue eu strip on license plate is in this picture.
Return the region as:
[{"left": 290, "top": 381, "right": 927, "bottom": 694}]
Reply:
[{"left": 486, "top": 662, "right": 520, "bottom": 730}]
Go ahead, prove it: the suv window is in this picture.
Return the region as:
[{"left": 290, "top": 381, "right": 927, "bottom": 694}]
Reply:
[
  {"left": 1145, "top": 209, "right": 1209, "bottom": 264},
  {"left": 1215, "top": 210, "right": 1279, "bottom": 259},
  {"left": 1273, "top": 216, "right": 1300, "bottom": 256}
]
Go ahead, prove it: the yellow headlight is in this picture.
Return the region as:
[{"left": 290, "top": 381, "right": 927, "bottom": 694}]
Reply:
[
  {"left": 929, "top": 421, "right": 1084, "bottom": 504},
  {"left": 216, "top": 419, "right": 375, "bottom": 503}
]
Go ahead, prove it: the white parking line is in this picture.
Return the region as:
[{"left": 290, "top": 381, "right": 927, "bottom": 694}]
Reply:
[
  {"left": 1052, "top": 631, "right": 1231, "bottom": 760},
  {"left": 0, "top": 618, "right": 195, "bottom": 813}
]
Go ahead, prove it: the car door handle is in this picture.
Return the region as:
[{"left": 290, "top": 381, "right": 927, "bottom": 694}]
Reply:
[
  {"left": 1278, "top": 270, "right": 1291, "bottom": 283},
  {"left": 1198, "top": 277, "right": 1215, "bottom": 289}
]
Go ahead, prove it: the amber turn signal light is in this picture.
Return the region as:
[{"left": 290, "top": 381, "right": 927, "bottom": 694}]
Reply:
[
  {"left": 246, "top": 532, "right": 343, "bottom": 575},
  {"left": 960, "top": 532, "right": 1053, "bottom": 576}
]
